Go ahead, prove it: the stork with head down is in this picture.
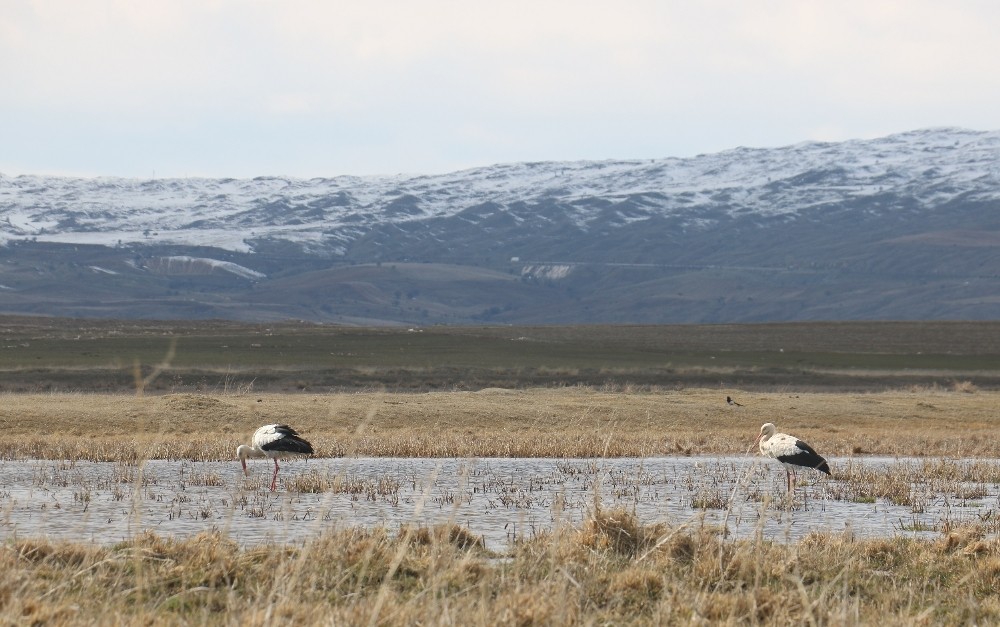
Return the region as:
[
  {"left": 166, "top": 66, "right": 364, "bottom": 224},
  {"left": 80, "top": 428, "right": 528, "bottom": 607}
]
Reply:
[
  {"left": 237, "top": 424, "right": 314, "bottom": 491},
  {"left": 754, "top": 422, "right": 830, "bottom": 493}
]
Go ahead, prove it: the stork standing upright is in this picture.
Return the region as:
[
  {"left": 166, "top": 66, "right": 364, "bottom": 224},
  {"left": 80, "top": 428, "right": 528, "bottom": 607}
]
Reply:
[
  {"left": 754, "top": 422, "right": 830, "bottom": 493},
  {"left": 237, "top": 424, "right": 314, "bottom": 491}
]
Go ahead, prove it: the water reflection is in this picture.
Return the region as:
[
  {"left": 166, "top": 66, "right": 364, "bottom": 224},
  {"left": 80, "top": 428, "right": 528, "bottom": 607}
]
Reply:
[{"left": 1, "top": 456, "right": 997, "bottom": 550}]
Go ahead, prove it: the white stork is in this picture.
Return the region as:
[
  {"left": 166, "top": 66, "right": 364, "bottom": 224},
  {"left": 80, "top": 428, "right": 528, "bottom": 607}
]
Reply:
[
  {"left": 754, "top": 422, "right": 830, "bottom": 493},
  {"left": 237, "top": 424, "right": 314, "bottom": 491}
]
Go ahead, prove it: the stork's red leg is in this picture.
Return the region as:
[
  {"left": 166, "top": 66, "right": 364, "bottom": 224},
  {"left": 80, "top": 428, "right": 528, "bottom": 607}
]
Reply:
[{"left": 270, "top": 458, "right": 280, "bottom": 491}]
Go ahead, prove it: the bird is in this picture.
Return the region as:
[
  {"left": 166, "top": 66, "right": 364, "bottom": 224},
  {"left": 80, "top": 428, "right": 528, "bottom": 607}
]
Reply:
[
  {"left": 754, "top": 422, "right": 830, "bottom": 493},
  {"left": 237, "top": 424, "right": 314, "bottom": 491},
  {"left": 726, "top": 396, "right": 743, "bottom": 407}
]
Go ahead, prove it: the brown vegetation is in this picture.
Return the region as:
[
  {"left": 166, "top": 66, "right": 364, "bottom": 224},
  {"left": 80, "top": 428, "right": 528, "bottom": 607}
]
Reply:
[
  {"left": 1, "top": 387, "right": 998, "bottom": 461},
  {"left": 4, "top": 510, "right": 1000, "bottom": 624},
  {"left": 3, "top": 388, "right": 1000, "bottom": 623}
]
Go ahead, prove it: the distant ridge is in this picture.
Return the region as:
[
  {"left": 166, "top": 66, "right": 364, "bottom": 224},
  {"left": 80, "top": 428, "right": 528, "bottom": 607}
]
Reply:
[{"left": 1, "top": 128, "right": 999, "bottom": 324}]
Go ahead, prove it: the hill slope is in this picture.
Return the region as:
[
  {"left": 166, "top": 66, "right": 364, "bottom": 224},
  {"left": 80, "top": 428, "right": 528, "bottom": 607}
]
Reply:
[{"left": 1, "top": 128, "right": 999, "bottom": 323}]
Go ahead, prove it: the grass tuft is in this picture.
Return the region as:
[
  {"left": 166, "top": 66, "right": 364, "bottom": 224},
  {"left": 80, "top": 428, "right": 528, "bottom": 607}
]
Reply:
[{"left": 5, "top": 515, "right": 1000, "bottom": 623}]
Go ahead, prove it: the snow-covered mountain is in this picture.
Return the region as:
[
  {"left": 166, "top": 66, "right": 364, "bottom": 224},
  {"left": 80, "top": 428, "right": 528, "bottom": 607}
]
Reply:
[
  {"left": 3, "top": 127, "right": 998, "bottom": 253},
  {"left": 1, "top": 127, "right": 999, "bottom": 324}
]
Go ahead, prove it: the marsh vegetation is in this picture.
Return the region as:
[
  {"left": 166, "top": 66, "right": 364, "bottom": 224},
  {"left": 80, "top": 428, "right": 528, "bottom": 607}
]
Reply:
[
  {"left": 1, "top": 387, "right": 998, "bottom": 460},
  {"left": 5, "top": 508, "right": 1000, "bottom": 624},
  {"left": 1, "top": 387, "right": 1000, "bottom": 623}
]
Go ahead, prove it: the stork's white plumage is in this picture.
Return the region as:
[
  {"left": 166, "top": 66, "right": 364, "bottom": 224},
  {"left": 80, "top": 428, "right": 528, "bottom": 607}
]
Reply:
[
  {"left": 754, "top": 422, "right": 830, "bottom": 493},
  {"left": 237, "top": 424, "right": 314, "bottom": 491}
]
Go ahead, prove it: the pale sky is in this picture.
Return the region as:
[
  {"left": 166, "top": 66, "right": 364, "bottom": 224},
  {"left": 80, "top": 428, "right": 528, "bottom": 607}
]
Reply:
[{"left": 2, "top": 1, "right": 999, "bottom": 179}]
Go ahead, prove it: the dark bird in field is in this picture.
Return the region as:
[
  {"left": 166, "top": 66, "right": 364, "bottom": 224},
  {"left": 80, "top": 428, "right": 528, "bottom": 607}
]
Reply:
[
  {"left": 237, "top": 424, "right": 314, "bottom": 491},
  {"left": 754, "top": 422, "right": 831, "bottom": 493},
  {"left": 726, "top": 396, "right": 743, "bottom": 406}
]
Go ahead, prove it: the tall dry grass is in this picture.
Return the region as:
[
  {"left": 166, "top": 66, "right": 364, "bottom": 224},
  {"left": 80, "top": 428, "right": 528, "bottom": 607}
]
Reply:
[{"left": 3, "top": 509, "right": 1000, "bottom": 624}]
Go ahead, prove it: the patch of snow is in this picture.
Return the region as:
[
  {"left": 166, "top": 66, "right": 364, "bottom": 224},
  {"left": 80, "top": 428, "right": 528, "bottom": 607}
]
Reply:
[
  {"left": 523, "top": 264, "right": 573, "bottom": 280},
  {"left": 160, "top": 256, "right": 266, "bottom": 280}
]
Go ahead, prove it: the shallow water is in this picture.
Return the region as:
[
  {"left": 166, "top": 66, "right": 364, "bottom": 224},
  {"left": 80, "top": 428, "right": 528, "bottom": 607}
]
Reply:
[{"left": 1, "top": 456, "right": 997, "bottom": 550}]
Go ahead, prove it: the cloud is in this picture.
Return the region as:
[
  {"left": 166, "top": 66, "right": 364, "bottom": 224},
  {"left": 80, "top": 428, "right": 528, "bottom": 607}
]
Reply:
[{"left": 2, "top": 1, "right": 999, "bottom": 177}]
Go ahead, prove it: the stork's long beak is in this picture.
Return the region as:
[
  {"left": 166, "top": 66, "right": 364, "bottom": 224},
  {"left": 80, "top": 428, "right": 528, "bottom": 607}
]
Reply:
[{"left": 240, "top": 458, "right": 248, "bottom": 476}]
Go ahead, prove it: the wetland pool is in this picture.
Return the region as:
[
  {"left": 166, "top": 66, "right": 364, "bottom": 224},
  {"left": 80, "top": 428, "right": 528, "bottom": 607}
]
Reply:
[{"left": 2, "top": 456, "right": 997, "bottom": 550}]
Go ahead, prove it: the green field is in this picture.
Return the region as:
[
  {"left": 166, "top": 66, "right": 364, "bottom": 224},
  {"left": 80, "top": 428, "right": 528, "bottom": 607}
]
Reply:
[{"left": 0, "top": 316, "right": 997, "bottom": 392}]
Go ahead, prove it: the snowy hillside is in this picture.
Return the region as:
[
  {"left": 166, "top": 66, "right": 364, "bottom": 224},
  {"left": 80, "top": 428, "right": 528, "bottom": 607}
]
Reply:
[
  {"left": 2, "top": 128, "right": 998, "bottom": 255},
  {"left": 1, "top": 127, "right": 998, "bottom": 324}
]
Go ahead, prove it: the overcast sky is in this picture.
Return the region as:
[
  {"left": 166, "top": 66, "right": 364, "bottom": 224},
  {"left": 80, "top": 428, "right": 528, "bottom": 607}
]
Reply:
[{"left": 3, "top": 1, "right": 999, "bottom": 179}]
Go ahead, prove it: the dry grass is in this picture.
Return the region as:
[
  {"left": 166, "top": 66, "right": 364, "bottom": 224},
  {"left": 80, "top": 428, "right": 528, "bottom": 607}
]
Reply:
[
  {"left": 3, "top": 510, "right": 1000, "bottom": 624},
  {"left": 827, "top": 458, "right": 1000, "bottom": 509},
  {"left": 1, "top": 387, "right": 999, "bottom": 461},
  {"left": 4, "top": 388, "right": 1000, "bottom": 623}
]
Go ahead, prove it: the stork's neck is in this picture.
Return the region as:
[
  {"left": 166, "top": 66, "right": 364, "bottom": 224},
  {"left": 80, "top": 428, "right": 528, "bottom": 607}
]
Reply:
[{"left": 236, "top": 444, "right": 266, "bottom": 460}]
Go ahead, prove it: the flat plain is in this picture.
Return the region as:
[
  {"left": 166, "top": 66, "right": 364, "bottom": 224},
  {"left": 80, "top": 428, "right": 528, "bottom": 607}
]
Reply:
[{"left": 1, "top": 317, "right": 998, "bottom": 393}]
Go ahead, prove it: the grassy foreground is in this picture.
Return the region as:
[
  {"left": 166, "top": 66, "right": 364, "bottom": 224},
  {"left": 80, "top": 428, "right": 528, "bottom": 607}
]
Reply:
[
  {"left": 3, "top": 387, "right": 1000, "bottom": 624},
  {"left": 4, "top": 511, "right": 1000, "bottom": 625}
]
